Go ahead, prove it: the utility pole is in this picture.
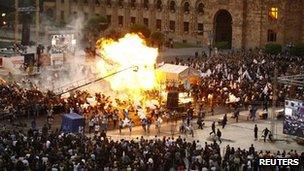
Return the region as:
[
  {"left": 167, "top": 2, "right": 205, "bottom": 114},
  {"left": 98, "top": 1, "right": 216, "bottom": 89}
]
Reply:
[
  {"left": 14, "top": 0, "right": 18, "bottom": 44},
  {"left": 36, "top": 0, "right": 40, "bottom": 44},
  {"left": 271, "top": 66, "right": 278, "bottom": 138}
]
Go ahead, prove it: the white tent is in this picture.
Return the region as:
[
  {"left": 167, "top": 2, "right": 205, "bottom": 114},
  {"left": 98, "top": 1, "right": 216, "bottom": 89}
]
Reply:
[{"left": 156, "top": 63, "right": 200, "bottom": 82}]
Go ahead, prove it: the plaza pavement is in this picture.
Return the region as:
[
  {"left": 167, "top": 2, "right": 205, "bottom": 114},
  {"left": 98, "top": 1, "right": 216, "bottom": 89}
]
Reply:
[{"left": 105, "top": 108, "right": 304, "bottom": 154}]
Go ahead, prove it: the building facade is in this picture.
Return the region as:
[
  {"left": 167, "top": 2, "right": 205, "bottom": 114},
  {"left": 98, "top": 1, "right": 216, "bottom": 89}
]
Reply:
[{"left": 44, "top": 0, "right": 304, "bottom": 49}]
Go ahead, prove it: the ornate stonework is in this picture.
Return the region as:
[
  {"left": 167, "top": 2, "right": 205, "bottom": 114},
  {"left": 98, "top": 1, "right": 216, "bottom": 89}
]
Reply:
[{"left": 45, "top": 0, "right": 304, "bottom": 49}]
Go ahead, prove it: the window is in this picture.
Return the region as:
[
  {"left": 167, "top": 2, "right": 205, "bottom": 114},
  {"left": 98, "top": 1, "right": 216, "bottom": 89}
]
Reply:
[
  {"left": 169, "top": 20, "right": 175, "bottom": 32},
  {"left": 131, "top": 17, "right": 136, "bottom": 24},
  {"left": 131, "top": 0, "right": 136, "bottom": 8},
  {"left": 118, "top": 16, "right": 123, "bottom": 26},
  {"left": 198, "top": 23, "right": 203, "bottom": 35},
  {"left": 268, "top": 7, "right": 278, "bottom": 20},
  {"left": 107, "top": 15, "right": 111, "bottom": 24},
  {"left": 156, "top": 0, "right": 162, "bottom": 11},
  {"left": 144, "top": 0, "right": 149, "bottom": 9},
  {"left": 143, "top": 18, "right": 149, "bottom": 26},
  {"left": 118, "top": 0, "right": 123, "bottom": 7},
  {"left": 183, "top": 22, "right": 189, "bottom": 32},
  {"left": 156, "top": 19, "right": 161, "bottom": 30},
  {"left": 169, "top": 1, "right": 176, "bottom": 12},
  {"left": 60, "top": 11, "right": 64, "bottom": 20},
  {"left": 267, "top": 29, "right": 277, "bottom": 42},
  {"left": 197, "top": 3, "right": 204, "bottom": 14},
  {"left": 184, "top": 2, "right": 190, "bottom": 13},
  {"left": 95, "top": 0, "right": 100, "bottom": 5},
  {"left": 107, "top": 0, "right": 111, "bottom": 6}
]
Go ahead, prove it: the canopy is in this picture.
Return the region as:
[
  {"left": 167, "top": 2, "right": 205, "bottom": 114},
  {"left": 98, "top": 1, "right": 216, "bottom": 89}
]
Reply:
[
  {"left": 156, "top": 63, "right": 200, "bottom": 83},
  {"left": 61, "top": 113, "right": 85, "bottom": 133}
]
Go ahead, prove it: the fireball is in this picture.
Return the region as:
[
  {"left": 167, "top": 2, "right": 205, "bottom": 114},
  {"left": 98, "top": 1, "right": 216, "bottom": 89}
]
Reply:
[{"left": 96, "top": 33, "right": 159, "bottom": 100}]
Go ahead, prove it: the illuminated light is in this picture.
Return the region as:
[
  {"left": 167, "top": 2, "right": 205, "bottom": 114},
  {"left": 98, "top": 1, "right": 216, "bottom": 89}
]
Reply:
[
  {"left": 51, "top": 39, "right": 56, "bottom": 46},
  {"left": 3, "top": 21, "right": 6, "bottom": 25},
  {"left": 71, "top": 39, "right": 76, "bottom": 45},
  {"left": 1, "top": 13, "right": 5, "bottom": 17},
  {"left": 96, "top": 33, "right": 159, "bottom": 101},
  {"left": 269, "top": 7, "right": 278, "bottom": 20}
]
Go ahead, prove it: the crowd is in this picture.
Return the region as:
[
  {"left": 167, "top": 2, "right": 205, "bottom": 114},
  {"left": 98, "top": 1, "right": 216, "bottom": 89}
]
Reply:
[
  {"left": 170, "top": 49, "right": 304, "bottom": 111},
  {"left": 0, "top": 128, "right": 303, "bottom": 171},
  {"left": 0, "top": 47, "right": 303, "bottom": 170}
]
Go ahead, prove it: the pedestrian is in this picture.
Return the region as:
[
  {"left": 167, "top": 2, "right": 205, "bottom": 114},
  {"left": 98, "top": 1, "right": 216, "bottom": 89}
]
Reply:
[
  {"left": 119, "top": 119, "right": 123, "bottom": 134},
  {"left": 254, "top": 124, "right": 258, "bottom": 140},
  {"left": 234, "top": 108, "right": 240, "bottom": 123},
  {"left": 88, "top": 118, "right": 94, "bottom": 134},
  {"left": 113, "top": 111, "right": 118, "bottom": 129},
  {"left": 31, "top": 119, "right": 36, "bottom": 130},
  {"left": 217, "top": 129, "right": 222, "bottom": 143},
  {"left": 197, "top": 116, "right": 204, "bottom": 129},
  {"left": 262, "top": 127, "right": 270, "bottom": 142},
  {"left": 210, "top": 121, "right": 216, "bottom": 135},
  {"left": 155, "top": 117, "right": 162, "bottom": 134},
  {"left": 128, "top": 120, "right": 133, "bottom": 135},
  {"left": 94, "top": 124, "right": 100, "bottom": 135},
  {"left": 147, "top": 117, "right": 151, "bottom": 133},
  {"left": 222, "top": 114, "right": 227, "bottom": 129}
]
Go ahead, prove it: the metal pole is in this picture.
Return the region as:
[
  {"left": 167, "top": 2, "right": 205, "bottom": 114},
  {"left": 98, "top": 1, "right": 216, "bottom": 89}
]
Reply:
[
  {"left": 271, "top": 67, "right": 278, "bottom": 138},
  {"left": 14, "top": 0, "right": 18, "bottom": 44},
  {"left": 36, "top": 0, "right": 40, "bottom": 44}
]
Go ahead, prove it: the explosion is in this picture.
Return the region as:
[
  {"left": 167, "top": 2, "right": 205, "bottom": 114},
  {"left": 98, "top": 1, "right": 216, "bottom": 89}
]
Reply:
[{"left": 96, "top": 33, "right": 159, "bottom": 101}]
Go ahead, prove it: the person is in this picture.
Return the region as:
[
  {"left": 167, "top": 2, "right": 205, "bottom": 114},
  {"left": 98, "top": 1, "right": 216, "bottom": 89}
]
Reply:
[
  {"left": 141, "top": 118, "right": 147, "bottom": 132},
  {"left": 222, "top": 114, "right": 227, "bottom": 129},
  {"left": 155, "top": 117, "right": 162, "bottom": 134},
  {"left": 217, "top": 129, "right": 222, "bottom": 143},
  {"left": 210, "top": 121, "right": 216, "bottom": 135},
  {"left": 31, "top": 119, "right": 36, "bottom": 130},
  {"left": 94, "top": 124, "right": 100, "bottom": 135},
  {"left": 88, "top": 118, "right": 94, "bottom": 134},
  {"left": 146, "top": 117, "right": 151, "bottom": 134},
  {"left": 249, "top": 144, "right": 255, "bottom": 155},
  {"left": 254, "top": 124, "right": 258, "bottom": 140},
  {"left": 262, "top": 127, "right": 270, "bottom": 142},
  {"left": 119, "top": 119, "right": 123, "bottom": 134},
  {"left": 268, "top": 131, "right": 273, "bottom": 142},
  {"left": 197, "top": 116, "right": 204, "bottom": 129},
  {"left": 233, "top": 108, "right": 240, "bottom": 123},
  {"left": 112, "top": 111, "right": 118, "bottom": 129}
]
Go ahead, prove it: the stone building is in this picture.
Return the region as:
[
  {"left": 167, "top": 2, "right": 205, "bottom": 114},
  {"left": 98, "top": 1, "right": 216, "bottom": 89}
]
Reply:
[{"left": 43, "top": 0, "right": 304, "bottom": 49}]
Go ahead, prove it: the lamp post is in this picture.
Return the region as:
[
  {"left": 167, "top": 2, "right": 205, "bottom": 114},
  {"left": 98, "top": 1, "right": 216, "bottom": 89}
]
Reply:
[
  {"left": 207, "top": 30, "right": 213, "bottom": 57},
  {"left": 163, "top": 25, "right": 169, "bottom": 50}
]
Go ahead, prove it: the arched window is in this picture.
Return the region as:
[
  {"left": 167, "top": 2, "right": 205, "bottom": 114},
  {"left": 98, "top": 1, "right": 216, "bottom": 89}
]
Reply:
[
  {"left": 184, "top": 2, "right": 190, "bottom": 13},
  {"left": 118, "top": 0, "right": 123, "bottom": 7},
  {"left": 169, "top": 1, "right": 176, "bottom": 12},
  {"left": 95, "top": 0, "right": 100, "bottom": 5},
  {"left": 156, "top": 0, "right": 162, "bottom": 10},
  {"left": 197, "top": 3, "right": 204, "bottom": 14},
  {"left": 131, "top": 0, "right": 136, "bottom": 8},
  {"left": 144, "top": 0, "right": 149, "bottom": 9},
  {"left": 106, "top": 0, "right": 111, "bottom": 6}
]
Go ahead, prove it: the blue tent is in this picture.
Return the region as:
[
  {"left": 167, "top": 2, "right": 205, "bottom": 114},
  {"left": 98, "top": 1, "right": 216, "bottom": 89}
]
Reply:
[{"left": 61, "top": 113, "right": 85, "bottom": 133}]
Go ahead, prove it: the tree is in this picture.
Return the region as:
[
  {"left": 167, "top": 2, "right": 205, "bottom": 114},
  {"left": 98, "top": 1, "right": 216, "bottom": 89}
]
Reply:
[
  {"left": 150, "top": 32, "right": 165, "bottom": 48},
  {"left": 83, "top": 15, "right": 108, "bottom": 47},
  {"left": 264, "top": 43, "right": 282, "bottom": 55},
  {"left": 104, "top": 29, "right": 123, "bottom": 40},
  {"left": 129, "top": 24, "right": 151, "bottom": 38},
  {"left": 290, "top": 43, "right": 304, "bottom": 56}
]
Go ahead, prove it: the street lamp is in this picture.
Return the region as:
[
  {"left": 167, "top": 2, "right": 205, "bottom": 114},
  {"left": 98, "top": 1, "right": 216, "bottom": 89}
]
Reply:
[{"left": 207, "top": 30, "right": 213, "bottom": 57}]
